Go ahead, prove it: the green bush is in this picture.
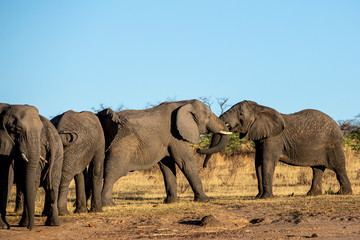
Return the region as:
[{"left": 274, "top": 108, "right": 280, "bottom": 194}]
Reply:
[
  {"left": 343, "top": 129, "right": 360, "bottom": 153},
  {"left": 194, "top": 130, "right": 360, "bottom": 156},
  {"left": 193, "top": 133, "right": 255, "bottom": 156}
]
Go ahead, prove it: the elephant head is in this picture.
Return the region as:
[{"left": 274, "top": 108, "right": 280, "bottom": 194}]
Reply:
[
  {"left": 0, "top": 104, "right": 42, "bottom": 230},
  {"left": 175, "top": 100, "right": 232, "bottom": 144},
  {"left": 198, "top": 101, "right": 285, "bottom": 166},
  {"left": 220, "top": 101, "right": 285, "bottom": 140}
]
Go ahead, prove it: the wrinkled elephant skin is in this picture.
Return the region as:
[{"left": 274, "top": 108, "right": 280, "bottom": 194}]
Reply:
[
  {"left": 51, "top": 111, "right": 105, "bottom": 215},
  {"left": 98, "top": 100, "right": 230, "bottom": 206},
  {"left": 0, "top": 104, "right": 42, "bottom": 230},
  {"left": 203, "top": 100, "right": 352, "bottom": 199}
]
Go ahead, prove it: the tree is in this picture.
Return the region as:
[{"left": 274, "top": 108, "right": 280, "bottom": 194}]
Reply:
[
  {"left": 199, "top": 96, "right": 213, "bottom": 110},
  {"left": 216, "top": 97, "right": 230, "bottom": 115},
  {"left": 91, "top": 103, "right": 126, "bottom": 113}
]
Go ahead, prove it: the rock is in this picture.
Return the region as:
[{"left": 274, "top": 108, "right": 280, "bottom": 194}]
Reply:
[{"left": 200, "top": 215, "right": 220, "bottom": 227}]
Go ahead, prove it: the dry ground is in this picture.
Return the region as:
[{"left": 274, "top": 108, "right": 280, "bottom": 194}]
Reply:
[{"left": 1, "top": 149, "right": 360, "bottom": 239}]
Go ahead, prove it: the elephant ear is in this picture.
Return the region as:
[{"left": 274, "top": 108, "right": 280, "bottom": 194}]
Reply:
[
  {"left": 0, "top": 106, "right": 15, "bottom": 155},
  {"left": 97, "top": 108, "right": 122, "bottom": 123},
  {"left": 247, "top": 107, "right": 285, "bottom": 141},
  {"left": 97, "top": 108, "right": 128, "bottom": 149},
  {"left": 0, "top": 128, "right": 14, "bottom": 155},
  {"left": 176, "top": 103, "right": 200, "bottom": 144},
  {"left": 58, "top": 131, "right": 78, "bottom": 146}
]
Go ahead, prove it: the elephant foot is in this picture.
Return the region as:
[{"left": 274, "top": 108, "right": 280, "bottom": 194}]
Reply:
[
  {"left": 45, "top": 216, "right": 61, "bottom": 226},
  {"left": 89, "top": 206, "right": 103, "bottom": 213},
  {"left": 307, "top": 189, "right": 322, "bottom": 196},
  {"left": 102, "top": 199, "right": 116, "bottom": 207},
  {"left": 164, "top": 196, "right": 178, "bottom": 204},
  {"left": 194, "top": 195, "right": 210, "bottom": 203},
  {"left": 19, "top": 217, "right": 28, "bottom": 227},
  {"left": 74, "top": 207, "right": 88, "bottom": 214},
  {"left": 255, "top": 192, "right": 263, "bottom": 199},
  {"left": 0, "top": 218, "right": 10, "bottom": 229},
  {"left": 41, "top": 208, "right": 51, "bottom": 217},
  {"left": 58, "top": 207, "right": 70, "bottom": 216},
  {"left": 259, "top": 193, "right": 275, "bottom": 199},
  {"left": 14, "top": 207, "right": 22, "bottom": 214},
  {"left": 336, "top": 187, "right": 353, "bottom": 195}
]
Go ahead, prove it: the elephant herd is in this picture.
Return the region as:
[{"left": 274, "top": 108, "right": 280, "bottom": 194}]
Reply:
[{"left": 0, "top": 100, "right": 352, "bottom": 230}]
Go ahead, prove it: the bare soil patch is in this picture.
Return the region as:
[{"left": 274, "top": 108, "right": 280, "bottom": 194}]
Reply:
[{"left": 2, "top": 195, "right": 360, "bottom": 240}]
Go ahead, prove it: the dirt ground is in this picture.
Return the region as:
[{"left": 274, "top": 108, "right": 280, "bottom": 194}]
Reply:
[{"left": 1, "top": 195, "right": 360, "bottom": 240}]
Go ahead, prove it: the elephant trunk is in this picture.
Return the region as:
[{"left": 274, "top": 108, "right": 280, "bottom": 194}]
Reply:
[
  {"left": 198, "top": 133, "right": 230, "bottom": 167},
  {"left": 24, "top": 149, "right": 40, "bottom": 230},
  {"left": 198, "top": 113, "right": 231, "bottom": 168},
  {"left": 20, "top": 133, "right": 41, "bottom": 230}
]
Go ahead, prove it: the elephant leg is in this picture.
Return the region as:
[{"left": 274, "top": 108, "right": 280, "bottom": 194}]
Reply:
[
  {"left": 74, "top": 171, "right": 88, "bottom": 213},
  {"left": 14, "top": 186, "right": 23, "bottom": 213},
  {"left": 90, "top": 152, "right": 104, "bottom": 213},
  {"left": 329, "top": 148, "right": 353, "bottom": 195},
  {"left": 44, "top": 186, "right": 61, "bottom": 226},
  {"left": 259, "top": 144, "right": 281, "bottom": 199},
  {"left": 0, "top": 159, "right": 12, "bottom": 229},
  {"left": 254, "top": 145, "right": 263, "bottom": 199},
  {"left": 170, "top": 144, "right": 209, "bottom": 202},
  {"left": 57, "top": 174, "right": 73, "bottom": 216},
  {"left": 158, "top": 156, "right": 178, "bottom": 203},
  {"left": 334, "top": 167, "right": 352, "bottom": 195},
  {"left": 85, "top": 164, "right": 92, "bottom": 202},
  {"left": 101, "top": 150, "right": 130, "bottom": 206},
  {"left": 42, "top": 188, "right": 50, "bottom": 217},
  {"left": 102, "top": 167, "right": 128, "bottom": 207},
  {"left": 18, "top": 183, "right": 28, "bottom": 227},
  {"left": 14, "top": 160, "right": 30, "bottom": 228},
  {"left": 307, "top": 166, "right": 325, "bottom": 196},
  {"left": 7, "top": 161, "right": 14, "bottom": 206}
]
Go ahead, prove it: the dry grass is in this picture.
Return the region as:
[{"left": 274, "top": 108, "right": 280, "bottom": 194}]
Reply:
[{"left": 6, "top": 148, "right": 360, "bottom": 217}]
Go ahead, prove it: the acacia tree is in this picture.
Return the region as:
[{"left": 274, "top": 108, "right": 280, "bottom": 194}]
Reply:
[
  {"left": 216, "top": 97, "right": 230, "bottom": 115},
  {"left": 199, "top": 96, "right": 213, "bottom": 110}
]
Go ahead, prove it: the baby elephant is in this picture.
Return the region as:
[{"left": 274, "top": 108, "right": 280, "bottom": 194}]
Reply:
[
  {"left": 200, "top": 100, "right": 352, "bottom": 198},
  {"left": 51, "top": 111, "right": 105, "bottom": 215}
]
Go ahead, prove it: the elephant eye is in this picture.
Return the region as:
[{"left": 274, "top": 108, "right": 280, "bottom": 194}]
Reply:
[{"left": 7, "top": 124, "right": 20, "bottom": 132}]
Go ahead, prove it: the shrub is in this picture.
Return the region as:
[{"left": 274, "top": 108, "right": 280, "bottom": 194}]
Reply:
[
  {"left": 343, "top": 129, "right": 360, "bottom": 154},
  {"left": 193, "top": 133, "right": 255, "bottom": 156}
]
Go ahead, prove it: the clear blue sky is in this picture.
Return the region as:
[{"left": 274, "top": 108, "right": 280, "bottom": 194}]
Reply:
[{"left": 1, "top": 1, "right": 359, "bottom": 121}]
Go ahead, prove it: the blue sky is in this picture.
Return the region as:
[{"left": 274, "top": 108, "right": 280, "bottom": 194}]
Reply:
[{"left": 1, "top": 1, "right": 359, "bottom": 121}]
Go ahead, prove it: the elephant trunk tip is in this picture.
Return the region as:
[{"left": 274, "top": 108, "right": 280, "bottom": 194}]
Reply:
[{"left": 202, "top": 154, "right": 212, "bottom": 168}]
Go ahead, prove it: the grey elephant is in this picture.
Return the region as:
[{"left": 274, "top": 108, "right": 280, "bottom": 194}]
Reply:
[
  {"left": 15, "top": 115, "right": 64, "bottom": 227},
  {"left": 0, "top": 103, "right": 63, "bottom": 230},
  {"left": 200, "top": 100, "right": 352, "bottom": 198},
  {"left": 97, "top": 99, "right": 231, "bottom": 206},
  {"left": 51, "top": 110, "right": 105, "bottom": 215}
]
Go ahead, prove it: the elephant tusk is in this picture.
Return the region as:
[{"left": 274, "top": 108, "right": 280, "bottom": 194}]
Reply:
[
  {"left": 40, "top": 156, "right": 48, "bottom": 163},
  {"left": 218, "top": 130, "right": 232, "bottom": 135},
  {"left": 225, "top": 123, "right": 230, "bottom": 127},
  {"left": 21, "top": 153, "right": 29, "bottom": 162}
]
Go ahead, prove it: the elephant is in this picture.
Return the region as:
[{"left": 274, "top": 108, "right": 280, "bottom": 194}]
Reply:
[
  {"left": 51, "top": 110, "right": 105, "bottom": 215},
  {"left": 0, "top": 103, "right": 63, "bottom": 230},
  {"left": 97, "top": 99, "right": 231, "bottom": 206},
  {"left": 199, "top": 100, "right": 352, "bottom": 199},
  {"left": 14, "top": 115, "right": 64, "bottom": 227}
]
